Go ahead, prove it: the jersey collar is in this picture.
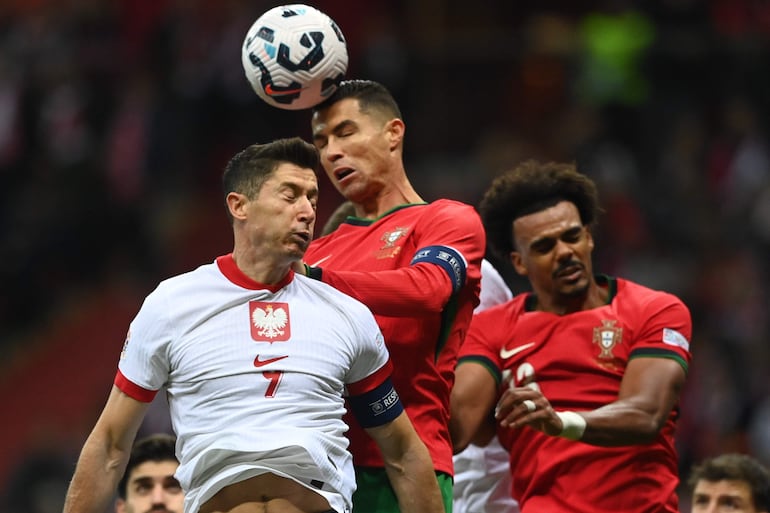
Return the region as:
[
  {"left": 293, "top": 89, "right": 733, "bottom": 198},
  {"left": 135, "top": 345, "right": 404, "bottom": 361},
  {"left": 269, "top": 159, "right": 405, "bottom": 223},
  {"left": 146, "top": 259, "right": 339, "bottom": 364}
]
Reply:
[{"left": 216, "top": 254, "right": 294, "bottom": 292}]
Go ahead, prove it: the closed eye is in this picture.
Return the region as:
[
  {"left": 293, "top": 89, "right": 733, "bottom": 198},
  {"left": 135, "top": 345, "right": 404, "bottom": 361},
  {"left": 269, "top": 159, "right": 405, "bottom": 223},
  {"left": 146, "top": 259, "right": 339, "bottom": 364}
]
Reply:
[{"left": 529, "top": 226, "right": 585, "bottom": 254}]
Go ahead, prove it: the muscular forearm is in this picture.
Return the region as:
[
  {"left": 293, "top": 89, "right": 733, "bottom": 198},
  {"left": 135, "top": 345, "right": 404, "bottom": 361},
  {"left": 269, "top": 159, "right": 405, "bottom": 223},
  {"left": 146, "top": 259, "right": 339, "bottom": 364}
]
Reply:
[
  {"left": 573, "top": 401, "right": 670, "bottom": 446},
  {"left": 497, "top": 375, "right": 680, "bottom": 447},
  {"left": 385, "top": 444, "right": 445, "bottom": 513},
  {"left": 63, "top": 432, "right": 131, "bottom": 513}
]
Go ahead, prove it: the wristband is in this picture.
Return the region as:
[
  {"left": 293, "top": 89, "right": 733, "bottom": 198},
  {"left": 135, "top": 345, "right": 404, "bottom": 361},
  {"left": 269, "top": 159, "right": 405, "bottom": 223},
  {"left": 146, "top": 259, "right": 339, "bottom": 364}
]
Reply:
[{"left": 555, "top": 411, "right": 586, "bottom": 440}]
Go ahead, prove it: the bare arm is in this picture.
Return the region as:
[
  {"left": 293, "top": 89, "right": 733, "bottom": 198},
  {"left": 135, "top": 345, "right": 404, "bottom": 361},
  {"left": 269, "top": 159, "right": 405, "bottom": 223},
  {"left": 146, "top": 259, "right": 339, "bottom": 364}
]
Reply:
[
  {"left": 63, "top": 386, "right": 151, "bottom": 513},
  {"left": 495, "top": 357, "right": 686, "bottom": 446},
  {"left": 449, "top": 361, "right": 498, "bottom": 453},
  {"left": 366, "top": 412, "right": 445, "bottom": 513}
]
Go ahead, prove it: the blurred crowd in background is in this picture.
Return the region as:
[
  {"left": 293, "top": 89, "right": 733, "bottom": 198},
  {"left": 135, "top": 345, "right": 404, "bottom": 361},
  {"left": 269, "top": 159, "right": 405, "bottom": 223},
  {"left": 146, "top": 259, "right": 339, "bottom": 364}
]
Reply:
[{"left": 0, "top": 0, "right": 769, "bottom": 511}]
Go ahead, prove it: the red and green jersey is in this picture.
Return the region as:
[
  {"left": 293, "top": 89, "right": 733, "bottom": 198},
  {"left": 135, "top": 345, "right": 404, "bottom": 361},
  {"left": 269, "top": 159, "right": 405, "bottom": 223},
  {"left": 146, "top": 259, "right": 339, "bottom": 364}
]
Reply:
[
  {"left": 305, "top": 199, "right": 485, "bottom": 476},
  {"left": 459, "top": 276, "right": 692, "bottom": 513}
]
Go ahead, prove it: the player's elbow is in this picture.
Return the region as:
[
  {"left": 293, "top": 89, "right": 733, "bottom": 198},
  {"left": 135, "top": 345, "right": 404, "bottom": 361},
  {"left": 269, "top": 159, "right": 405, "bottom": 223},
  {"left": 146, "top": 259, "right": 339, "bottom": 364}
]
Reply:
[
  {"left": 626, "top": 413, "right": 669, "bottom": 444},
  {"left": 644, "top": 411, "right": 671, "bottom": 440},
  {"left": 449, "top": 413, "right": 474, "bottom": 454}
]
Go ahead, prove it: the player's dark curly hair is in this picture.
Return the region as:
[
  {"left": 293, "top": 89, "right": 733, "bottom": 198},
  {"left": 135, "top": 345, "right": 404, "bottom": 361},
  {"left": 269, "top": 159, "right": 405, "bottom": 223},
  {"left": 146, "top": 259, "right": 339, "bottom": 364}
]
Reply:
[
  {"left": 312, "top": 79, "right": 402, "bottom": 121},
  {"left": 222, "top": 136, "right": 319, "bottom": 223},
  {"left": 687, "top": 453, "right": 770, "bottom": 511},
  {"left": 479, "top": 160, "right": 601, "bottom": 260},
  {"left": 117, "top": 433, "right": 178, "bottom": 499}
]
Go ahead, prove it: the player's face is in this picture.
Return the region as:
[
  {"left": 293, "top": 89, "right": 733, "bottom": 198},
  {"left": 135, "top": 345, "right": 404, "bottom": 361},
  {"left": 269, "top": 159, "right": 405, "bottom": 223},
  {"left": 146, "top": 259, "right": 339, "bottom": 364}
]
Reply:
[
  {"left": 310, "top": 98, "right": 400, "bottom": 204},
  {"left": 691, "top": 479, "right": 761, "bottom": 513},
  {"left": 510, "top": 201, "right": 594, "bottom": 306},
  {"left": 245, "top": 163, "right": 318, "bottom": 260},
  {"left": 116, "top": 461, "right": 183, "bottom": 513}
]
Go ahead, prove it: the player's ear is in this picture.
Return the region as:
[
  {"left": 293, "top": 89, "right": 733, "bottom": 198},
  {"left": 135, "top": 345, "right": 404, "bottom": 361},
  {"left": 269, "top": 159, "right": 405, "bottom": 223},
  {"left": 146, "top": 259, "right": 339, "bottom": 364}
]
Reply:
[
  {"left": 510, "top": 251, "right": 527, "bottom": 276},
  {"left": 115, "top": 498, "right": 127, "bottom": 513},
  {"left": 585, "top": 226, "right": 595, "bottom": 252},
  {"left": 226, "top": 191, "right": 249, "bottom": 221},
  {"left": 384, "top": 118, "right": 405, "bottom": 151}
]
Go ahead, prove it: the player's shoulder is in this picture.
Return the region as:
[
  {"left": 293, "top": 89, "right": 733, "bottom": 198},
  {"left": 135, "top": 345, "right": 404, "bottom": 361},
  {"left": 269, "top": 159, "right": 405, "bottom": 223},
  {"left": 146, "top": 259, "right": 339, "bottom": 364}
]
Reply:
[
  {"left": 473, "top": 292, "right": 526, "bottom": 322},
  {"left": 419, "top": 199, "right": 483, "bottom": 230},
  {"left": 295, "top": 274, "right": 375, "bottom": 317},
  {"left": 428, "top": 198, "right": 479, "bottom": 214},
  {"left": 615, "top": 276, "right": 690, "bottom": 313},
  {"left": 153, "top": 260, "right": 219, "bottom": 294}
]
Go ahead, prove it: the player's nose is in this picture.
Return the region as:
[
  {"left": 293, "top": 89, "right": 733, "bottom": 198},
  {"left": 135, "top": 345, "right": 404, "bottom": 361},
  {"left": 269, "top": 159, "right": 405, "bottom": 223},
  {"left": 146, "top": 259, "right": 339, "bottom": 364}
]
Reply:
[
  {"left": 324, "top": 137, "right": 344, "bottom": 162},
  {"left": 150, "top": 483, "right": 167, "bottom": 505}
]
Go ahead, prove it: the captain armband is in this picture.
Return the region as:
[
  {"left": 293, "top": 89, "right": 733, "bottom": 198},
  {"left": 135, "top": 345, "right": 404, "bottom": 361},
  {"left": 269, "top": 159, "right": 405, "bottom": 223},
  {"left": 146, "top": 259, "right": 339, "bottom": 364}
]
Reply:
[
  {"left": 347, "top": 377, "right": 404, "bottom": 428},
  {"left": 410, "top": 245, "right": 467, "bottom": 293},
  {"left": 555, "top": 411, "right": 587, "bottom": 440}
]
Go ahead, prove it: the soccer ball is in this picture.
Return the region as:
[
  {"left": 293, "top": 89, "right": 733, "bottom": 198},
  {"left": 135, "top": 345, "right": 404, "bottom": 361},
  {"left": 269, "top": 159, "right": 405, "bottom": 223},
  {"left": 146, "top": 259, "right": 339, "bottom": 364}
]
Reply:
[{"left": 241, "top": 4, "right": 348, "bottom": 110}]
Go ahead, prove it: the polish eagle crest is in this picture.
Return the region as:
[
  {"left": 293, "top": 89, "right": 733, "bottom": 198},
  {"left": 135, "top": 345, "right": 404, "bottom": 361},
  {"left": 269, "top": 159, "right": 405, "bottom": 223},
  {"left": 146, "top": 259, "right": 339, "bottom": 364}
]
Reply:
[{"left": 251, "top": 304, "right": 288, "bottom": 339}]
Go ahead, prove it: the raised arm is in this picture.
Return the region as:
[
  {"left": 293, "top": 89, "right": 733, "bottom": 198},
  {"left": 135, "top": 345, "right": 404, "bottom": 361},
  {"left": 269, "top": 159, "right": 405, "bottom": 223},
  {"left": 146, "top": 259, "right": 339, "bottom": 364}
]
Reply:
[
  {"left": 308, "top": 262, "right": 457, "bottom": 316},
  {"left": 304, "top": 202, "right": 485, "bottom": 316},
  {"left": 63, "top": 386, "right": 150, "bottom": 513},
  {"left": 366, "top": 412, "right": 446, "bottom": 513}
]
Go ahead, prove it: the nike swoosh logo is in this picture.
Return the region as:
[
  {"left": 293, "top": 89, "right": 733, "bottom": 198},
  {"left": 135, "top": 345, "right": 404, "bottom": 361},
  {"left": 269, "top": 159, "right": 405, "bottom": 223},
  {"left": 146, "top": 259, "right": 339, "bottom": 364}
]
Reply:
[
  {"left": 308, "top": 254, "right": 332, "bottom": 267},
  {"left": 253, "top": 355, "right": 289, "bottom": 368},
  {"left": 265, "top": 84, "right": 304, "bottom": 96},
  {"left": 499, "top": 342, "right": 536, "bottom": 359}
]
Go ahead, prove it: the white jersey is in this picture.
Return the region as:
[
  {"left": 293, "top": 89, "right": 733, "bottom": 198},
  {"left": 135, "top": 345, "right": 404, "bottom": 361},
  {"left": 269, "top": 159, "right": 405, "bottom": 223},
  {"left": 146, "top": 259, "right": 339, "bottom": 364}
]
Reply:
[
  {"left": 117, "top": 255, "right": 390, "bottom": 513},
  {"left": 475, "top": 259, "right": 514, "bottom": 313},
  {"left": 453, "top": 259, "right": 519, "bottom": 513}
]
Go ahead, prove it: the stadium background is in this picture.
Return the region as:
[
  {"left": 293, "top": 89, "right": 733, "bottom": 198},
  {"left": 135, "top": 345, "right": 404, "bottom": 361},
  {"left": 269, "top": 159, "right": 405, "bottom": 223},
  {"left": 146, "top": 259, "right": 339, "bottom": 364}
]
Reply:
[{"left": 0, "top": 1, "right": 768, "bottom": 511}]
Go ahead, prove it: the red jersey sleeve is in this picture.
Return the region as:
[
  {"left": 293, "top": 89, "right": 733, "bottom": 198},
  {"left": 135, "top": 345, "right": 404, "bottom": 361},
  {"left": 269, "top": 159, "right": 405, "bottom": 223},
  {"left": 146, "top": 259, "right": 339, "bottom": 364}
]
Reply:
[
  {"left": 314, "top": 201, "right": 485, "bottom": 316},
  {"left": 628, "top": 291, "right": 692, "bottom": 372}
]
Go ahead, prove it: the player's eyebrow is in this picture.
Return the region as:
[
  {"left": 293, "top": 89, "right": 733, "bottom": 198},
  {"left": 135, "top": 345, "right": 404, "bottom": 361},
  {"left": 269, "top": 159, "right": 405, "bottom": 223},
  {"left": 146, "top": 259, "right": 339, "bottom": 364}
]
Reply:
[{"left": 529, "top": 225, "right": 583, "bottom": 251}]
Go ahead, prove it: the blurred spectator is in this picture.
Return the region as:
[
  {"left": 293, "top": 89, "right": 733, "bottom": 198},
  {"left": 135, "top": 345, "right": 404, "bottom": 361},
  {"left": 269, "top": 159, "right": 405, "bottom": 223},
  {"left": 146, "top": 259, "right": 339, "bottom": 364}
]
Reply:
[{"left": 686, "top": 452, "right": 770, "bottom": 513}]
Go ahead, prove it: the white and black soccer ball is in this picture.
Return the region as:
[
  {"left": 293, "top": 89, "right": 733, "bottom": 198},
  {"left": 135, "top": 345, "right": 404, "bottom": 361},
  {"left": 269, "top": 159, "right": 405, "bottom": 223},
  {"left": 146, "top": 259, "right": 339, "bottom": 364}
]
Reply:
[{"left": 241, "top": 4, "right": 348, "bottom": 110}]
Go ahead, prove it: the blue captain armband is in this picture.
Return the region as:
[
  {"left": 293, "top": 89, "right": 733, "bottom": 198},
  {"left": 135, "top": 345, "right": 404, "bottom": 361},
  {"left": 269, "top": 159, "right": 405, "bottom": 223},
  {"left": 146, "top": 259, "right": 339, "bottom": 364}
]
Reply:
[
  {"left": 347, "top": 377, "right": 404, "bottom": 428},
  {"left": 410, "top": 245, "right": 467, "bottom": 294}
]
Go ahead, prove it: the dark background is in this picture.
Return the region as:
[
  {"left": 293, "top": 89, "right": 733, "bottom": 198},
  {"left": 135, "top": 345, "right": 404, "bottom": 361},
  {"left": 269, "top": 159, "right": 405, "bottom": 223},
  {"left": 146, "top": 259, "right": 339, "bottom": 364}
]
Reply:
[{"left": 1, "top": 1, "right": 769, "bottom": 511}]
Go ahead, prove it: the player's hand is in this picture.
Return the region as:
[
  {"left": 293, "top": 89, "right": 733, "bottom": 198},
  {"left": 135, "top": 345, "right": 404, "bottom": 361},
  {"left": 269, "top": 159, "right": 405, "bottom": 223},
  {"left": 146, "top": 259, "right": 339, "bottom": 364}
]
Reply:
[{"left": 495, "top": 386, "right": 563, "bottom": 436}]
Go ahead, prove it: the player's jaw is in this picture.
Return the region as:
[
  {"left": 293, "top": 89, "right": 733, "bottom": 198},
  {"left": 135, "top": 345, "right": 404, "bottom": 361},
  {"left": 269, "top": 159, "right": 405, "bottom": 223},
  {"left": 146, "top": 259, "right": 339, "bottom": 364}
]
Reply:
[
  {"left": 552, "top": 259, "right": 590, "bottom": 296},
  {"left": 286, "top": 228, "right": 312, "bottom": 255}
]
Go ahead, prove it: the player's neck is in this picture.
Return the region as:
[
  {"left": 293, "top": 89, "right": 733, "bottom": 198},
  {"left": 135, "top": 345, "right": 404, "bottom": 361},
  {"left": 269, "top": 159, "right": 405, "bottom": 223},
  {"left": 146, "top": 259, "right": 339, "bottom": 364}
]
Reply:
[
  {"left": 535, "top": 280, "right": 609, "bottom": 315},
  {"left": 231, "top": 247, "right": 292, "bottom": 285},
  {"left": 354, "top": 179, "right": 424, "bottom": 219}
]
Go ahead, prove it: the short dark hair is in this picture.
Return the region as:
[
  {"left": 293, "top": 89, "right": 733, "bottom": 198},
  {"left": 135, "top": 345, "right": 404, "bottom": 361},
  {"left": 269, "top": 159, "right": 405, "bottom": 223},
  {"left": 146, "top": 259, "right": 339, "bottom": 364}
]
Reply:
[
  {"left": 688, "top": 453, "right": 770, "bottom": 511},
  {"left": 222, "top": 137, "right": 319, "bottom": 222},
  {"left": 117, "top": 434, "right": 178, "bottom": 499},
  {"left": 479, "top": 160, "right": 601, "bottom": 260},
  {"left": 312, "top": 79, "right": 402, "bottom": 121}
]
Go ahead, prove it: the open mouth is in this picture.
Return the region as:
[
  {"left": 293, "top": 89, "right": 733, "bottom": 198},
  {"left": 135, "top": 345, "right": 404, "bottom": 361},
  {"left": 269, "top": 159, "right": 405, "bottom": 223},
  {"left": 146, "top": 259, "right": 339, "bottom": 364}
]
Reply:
[{"left": 334, "top": 167, "right": 354, "bottom": 181}]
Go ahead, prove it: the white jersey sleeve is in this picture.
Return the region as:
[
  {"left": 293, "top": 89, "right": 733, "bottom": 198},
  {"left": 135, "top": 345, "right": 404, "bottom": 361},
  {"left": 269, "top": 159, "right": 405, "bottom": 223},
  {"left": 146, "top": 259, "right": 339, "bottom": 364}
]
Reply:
[
  {"left": 118, "top": 281, "right": 175, "bottom": 396},
  {"left": 476, "top": 259, "right": 513, "bottom": 313}
]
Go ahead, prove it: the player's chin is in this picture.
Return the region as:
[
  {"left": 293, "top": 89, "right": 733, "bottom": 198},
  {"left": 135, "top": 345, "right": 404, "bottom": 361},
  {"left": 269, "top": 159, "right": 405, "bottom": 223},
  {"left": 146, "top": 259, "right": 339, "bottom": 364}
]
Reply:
[
  {"left": 560, "top": 279, "right": 590, "bottom": 298},
  {"left": 287, "top": 243, "right": 309, "bottom": 259}
]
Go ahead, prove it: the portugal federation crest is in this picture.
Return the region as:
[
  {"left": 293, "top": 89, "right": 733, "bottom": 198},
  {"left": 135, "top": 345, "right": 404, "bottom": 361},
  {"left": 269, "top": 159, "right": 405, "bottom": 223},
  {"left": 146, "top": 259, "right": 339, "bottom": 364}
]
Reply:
[
  {"left": 593, "top": 319, "right": 622, "bottom": 360},
  {"left": 376, "top": 227, "right": 409, "bottom": 259}
]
